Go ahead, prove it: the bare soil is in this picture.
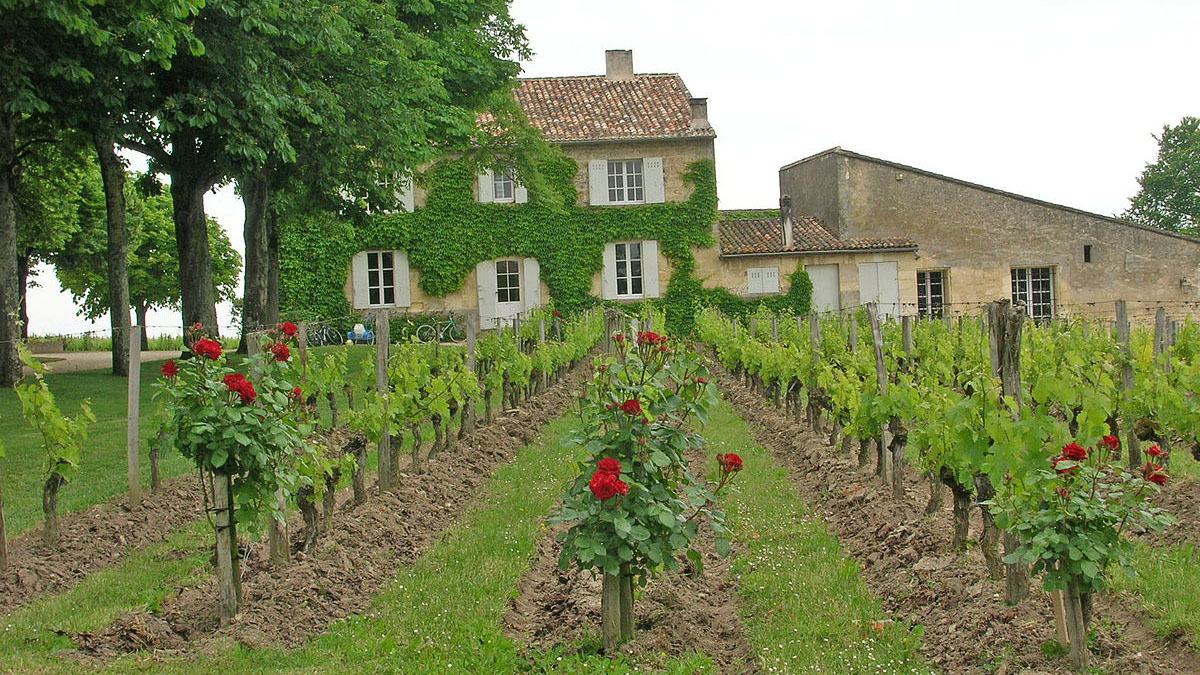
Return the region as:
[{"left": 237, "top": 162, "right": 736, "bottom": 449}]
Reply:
[
  {"left": 1, "top": 474, "right": 206, "bottom": 614},
  {"left": 714, "top": 365, "right": 1200, "bottom": 675},
  {"left": 503, "top": 454, "right": 756, "bottom": 672},
  {"left": 63, "top": 362, "right": 590, "bottom": 659}
]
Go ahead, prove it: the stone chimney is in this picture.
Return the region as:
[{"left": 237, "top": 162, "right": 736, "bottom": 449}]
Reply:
[
  {"left": 780, "top": 195, "right": 794, "bottom": 248},
  {"left": 688, "top": 98, "right": 708, "bottom": 130},
  {"left": 605, "top": 49, "right": 634, "bottom": 80}
]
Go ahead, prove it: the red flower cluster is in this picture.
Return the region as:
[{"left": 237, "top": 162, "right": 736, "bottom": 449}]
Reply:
[
  {"left": 271, "top": 342, "right": 291, "bottom": 362},
  {"left": 552, "top": 310, "right": 564, "bottom": 318},
  {"left": 1146, "top": 444, "right": 1164, "bottom": 458},
  {"left": 161, "top": 360, "right": 179, "bottom": 377},
  {"left": 291, "top": 386, "right": 303, "bottom": 399},
  {"left": 619, "top": 398, "right": 642, "bottom": 416},
  {"left": 278, "top": 321, "right": 299, "bottom": 338},
  {"left": 1061, "top": 443, "right": 1088, "bottom": 461},
  {"left": 636, "top": 331, "right": 667, "bottom": 346},
  {"left": 718, "top": 453, "right": 743, "bottom": 473},
  {"left": 1100, "top": 435, "right": 1120, "bottom": 452},
  {"left": 613, "top": 333, "right": 625, "bottom": 343},
  {"left": 589, "top": 458, "right": 629, "bottom": 501},
  {"left": 1142, "top": 461, "right": 1169, "bottom": 486},
  {"left": 223, "top": 373, "right": 257, "bottom": 404},
  {"left": 193, "top": 338, "right": 223, "bottom": 361}
]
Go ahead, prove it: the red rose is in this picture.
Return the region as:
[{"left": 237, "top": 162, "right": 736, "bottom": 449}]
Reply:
[
  {"left": 1061, "top": 443, "right": 1088, "bottom": 462},
  {"left": 1149, "top": 471, "right": 1168, "bottom": 486},
  {"left": 191, "top": 322, "right": 203, "bottom": 332},
  {"left": 552, "top": 310, "right": 563, "bottom": 318},
  {"left": 278, "top": 321, "right": 299, "bottom": 337},
  {"left": 613, "top": 333, "right": 625, "bottom": 342},
  {"left": 1057, "top": 487, "right": 1070, "bottom": 498},
  {"left": 223, "top": 373, "right": 257, "bottom": 404},
  {"left": 291, "top": 386, "right": 303, "bottom": 398},
  {"left": 1146, "top": 444, "right": 1164, "bottom": 458},
  {"left": 598, "top": 457, "right": 621, "bottom": 475},
  {"left": 589, "top": 470, "right": 628, "bottom": 501},
  {"left": 1142, "top": 461, "right": 1168, "bottom": 485},
  {"left": 161, "top": 360, "right": 179, "bottom": 377},
  {"left": 193, "top": 338, "right": 223, "bottom": 361},
  {"left": 657, "top": 344, "right": 668, "bottom": 352},
  {"left": 1100, "top": 435, "right": 1120, "bottom": 452},
  {"left": 718, "top": 453, "right": 744, "bottom": 472},
  {"left": 271, "top": 343, "right": 291, "bottom": 362},
  {"left": 637, "top": 331, "right": 666, "bottom": 346},
  {"left": 619, "top": 399, "right": 642, "bottom": 416}
]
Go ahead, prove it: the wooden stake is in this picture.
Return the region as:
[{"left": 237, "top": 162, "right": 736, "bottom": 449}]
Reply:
[
  {"left": 376, "top": 309, "right": 393, "bottom": 490},
  {"left": 601, "top": 571, "right": 621, "bottom": 653},
  {"left": 771, "top": 316, "right": 779, "bottom": 342},
  {"left": 1116, "top": 301, "right": 1140, "bottom": 470},
  {"left": 126, "top": 325, "right": 142, "bottom": 505},
  {"left": 213, "top": 472, "right": 241, "bottom": 625},
  {"left": 298, "top": 321, "right": 309, "bottom": 383},
  {"left": 988, "top": 300, "right": 1029, "bottom": 604},
  {"left": 866, "top": 303, "right": 894, "bottom": 482}
]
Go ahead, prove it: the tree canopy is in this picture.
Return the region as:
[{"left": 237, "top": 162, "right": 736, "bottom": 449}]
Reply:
[{"left": 1123, "top": 117, "right": 1200, "bottom": 235}]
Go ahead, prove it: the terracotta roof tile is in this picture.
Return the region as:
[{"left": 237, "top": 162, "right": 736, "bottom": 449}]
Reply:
[
  {"left": 719, "top": 217, "right": 918, "bottom": 255},
  {"left": 499, "top": 74, "right": 715, "bottom": 143}
]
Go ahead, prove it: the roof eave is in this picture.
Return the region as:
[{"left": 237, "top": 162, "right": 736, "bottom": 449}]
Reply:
[
  {"left": 550, "top": 133, "right": 717, "bottom": 146},
  {"left": 719, "top": 245, "right": 919, "bottom": 258}
]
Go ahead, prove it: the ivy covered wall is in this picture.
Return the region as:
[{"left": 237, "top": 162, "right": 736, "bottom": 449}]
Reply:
[{"left": 280, "top": 150, "right": 811, "bottom": 334}]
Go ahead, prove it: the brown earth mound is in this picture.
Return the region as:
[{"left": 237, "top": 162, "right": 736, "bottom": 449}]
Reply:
[
  {"left": 63, "top": 361, "right": 590, "bottom": 658},
  {"left": 714, "top": 364, "right": 1200, "bottom": 675}
]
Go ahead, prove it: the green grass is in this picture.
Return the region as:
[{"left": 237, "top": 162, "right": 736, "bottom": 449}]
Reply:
[
  {"left": 1111, "top": 542, "right": 1200, "bottom": 645},
  {"left": 708, "top": 400, "right": 932, "bottom": 674}
]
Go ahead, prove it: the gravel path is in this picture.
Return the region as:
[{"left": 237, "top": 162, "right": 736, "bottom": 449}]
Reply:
[{"left": 31, "top": 350, "right": 180, "bottom": 374}]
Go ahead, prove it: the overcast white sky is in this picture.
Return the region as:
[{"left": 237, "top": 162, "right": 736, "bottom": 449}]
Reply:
[{"left": 27, "top": 0, "right": 1200, "bottom": 337}]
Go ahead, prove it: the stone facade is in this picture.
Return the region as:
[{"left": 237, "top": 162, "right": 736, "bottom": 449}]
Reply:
[
  {"left": 782, "top": 148, "right": 1200, "bottom": 319},
  {"left": 562, "top": 138, "right": 715, "bottom": 206}
]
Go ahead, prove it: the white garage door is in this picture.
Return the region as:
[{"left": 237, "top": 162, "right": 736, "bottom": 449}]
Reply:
[
  {"left": 806, "top": 264, "right": 840, "bottom": 313},
  {"left": 858, "top": 262, "right": 900, "bottom": 318}
]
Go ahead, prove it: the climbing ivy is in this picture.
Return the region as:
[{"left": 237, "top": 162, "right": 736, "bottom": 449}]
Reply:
[{"left": 280, "top": 149, "right": 811, "bottom": 334}]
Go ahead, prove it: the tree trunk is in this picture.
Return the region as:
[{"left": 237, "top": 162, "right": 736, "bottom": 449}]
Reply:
[
  {"left": 974, "top": 474, "right": 1004, "bottom": 580},
  {"left": 350, "top": 435, "right": 368, "bottom": 506},
  {"left": 0, "top": 112, "right": 19, "bottom": 388},
  {"left": 237, "top": 171, "right": 269, "bottom": 353},
  {"left": 169, "top": 159, "right": 219, "bottom": 339},
  {"left": 94, "top": 136, "right": 130, "bottom": 376},
  {"left": 135, "top": 301, "right": 150, "bottom": 350},
  {"left": 17, "top": 253, "right": 29, "bottom": 340},
  {"left": 42, "top": 473, "right": 64, "bottom": 548},
  {"left": 265, "top": 210, "right": 280, "bottom": 326}
]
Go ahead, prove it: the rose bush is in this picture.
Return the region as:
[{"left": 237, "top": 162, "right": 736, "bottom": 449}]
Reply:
[{"left": 551, "top": 329, "right": 730, "bottom": 652}]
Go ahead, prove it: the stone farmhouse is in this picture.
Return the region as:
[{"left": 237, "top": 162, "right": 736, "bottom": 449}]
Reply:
[{"left": 334, "top": 50, "right": 1200, "bottom": 325}]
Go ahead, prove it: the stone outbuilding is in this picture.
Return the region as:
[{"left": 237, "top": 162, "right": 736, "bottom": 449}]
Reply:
[{"left": 780, "top": 147, "right": 1200, "bottom": 320}]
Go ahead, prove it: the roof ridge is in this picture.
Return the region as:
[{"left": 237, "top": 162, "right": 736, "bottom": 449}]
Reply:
[{"left": 517, "top": 72, "right": 682, "bottom": 82}]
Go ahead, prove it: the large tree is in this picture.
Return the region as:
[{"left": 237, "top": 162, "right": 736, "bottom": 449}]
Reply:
[
  {"left": 56, "top": 179, "right": 240, "bottom": 347},
  {"left": 1123, "top": 117, "right": 1200, "bottom": 235},
  {"left": 0, "top": 0, "right": 202, "bottom": 385}
]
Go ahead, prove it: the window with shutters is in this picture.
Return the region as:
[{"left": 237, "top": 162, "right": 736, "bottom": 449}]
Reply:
[
  {"left": 917, "top": 270, "right": 946, "bottom": 318},
  {"left": 493, "top": 170, "right": 515, "bottom": 203},
  {"left": 608, "top": 160, "right": 644, "bottom": 203},
  {"left": 614, "top": 242, "right": 644, "bottom": 297},
  {"left": 496, "top": 259, "right": 521, "bottom": 303},
  {"left": 1011, "top": 266, "right": 1054, "bottom": 321},
  {"left": 366, "top": 251, "right": 396, "bottom": 306},
  {"left": 746, "top": 267, "right": 780, "bottom": 294}
]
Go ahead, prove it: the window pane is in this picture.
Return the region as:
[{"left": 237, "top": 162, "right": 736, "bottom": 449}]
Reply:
[
  {"left": 382, "top": 268, "right": 394, "bottom": 286},
  {"left": 631, "top": 277, "right": 643, "bottom": 295},
  {"left": 381, "top": 252, "right": 393, "bottom": 270},
  {"left": 616, "top": 261, "right": 627, "bottom": 278},
  {"left": 615, "top": 243, "right": 626, "bottom": 261},
  {"left": 629, "top": 242, "right": 641, "bottom": 260},
  {"left": 369, "top": 288, "right": 380, "bottom": 305},
  {"left": 630, "top": 260, "right": 642, "bottom": 277},
  {"left": 383, "top": 287, "right": 395, "bottom": 305},
  {"left": 617, "top": 278, "right": 628, "bottom": 296},
  {"left": 368, "top": 252, "right": 378, "bottom": 269}
]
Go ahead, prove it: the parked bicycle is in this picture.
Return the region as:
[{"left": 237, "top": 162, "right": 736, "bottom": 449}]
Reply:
[
  {"left": 416, "top": 312, "right": 464, "bottom": 344},
  {"left": 306, "top": 321, "right": 345, "bottom": 347}
]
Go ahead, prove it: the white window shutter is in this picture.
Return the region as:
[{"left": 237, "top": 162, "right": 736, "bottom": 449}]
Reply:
[
  {"left": 514, "top": 182, "right": 528, "bottom": 204},
  {"left": 395, "top": 250, "right": 412, "bottom": 307},
  {"left": 476, "top": 260, "right": 498, "bottom": 329},
  {"left": 747, "top": 268, "right": 761, "bottom": 294},
  {"left": 588, "top": 159, "right": 609, "bottom": 206},
  {"left": 351, "top": 252, "right": 370, "bottom": 309},
  {"left": 642, "top": 239, "right": 661, "bottom": 298},
  {"left": 398, "top": 177, "right": 415, "bottom": 212},
  {"left": 764, "top": 267, "right": 780, "bottom": 294},
  {"left": 601, "top": 243, "right": 618, "bottom": 299},
  {"left": 644, "top": 158, "right": 665, "bottom": 204},
  {"left": 478, "top": 170, "right": 494, "bottom": 203},
  {"left": 522, "top": 257, "right": 541, "bottom": 310}
]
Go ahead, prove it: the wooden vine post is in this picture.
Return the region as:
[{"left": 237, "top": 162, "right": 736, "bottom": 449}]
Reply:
[
  {"left": 865, "top": 303, "right": 896, "bottom": 486},
  {"left": 1115, "top": 301, "right": 1140, "bottom": 470},
  {"left": 375, "top": 308, "right": 393, "bottom": 491},
  {"left": 126, "top": 324, "right": 142, "bottom": 505},
  {"left": 461, "top": 312, "right": 478, "bottom": 438},
  {"left": 212, "top": 469, "right": 241, "bottom": 624},
  {"left": 538, "top": 319, "right": 548, "bottom": 391},
  {"left": 771, "top": 316, "right": 779, "bottom": 343},
  {"left": 249, "top": 334, "right": 289, "bottom": 567},
  {"left": 986, "top": 300, "right": 1030, "bottom": 605}
]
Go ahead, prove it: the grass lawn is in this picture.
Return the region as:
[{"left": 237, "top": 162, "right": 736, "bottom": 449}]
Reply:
[{"left": 707, "top": 400, "right": 932, "bottom": 674}]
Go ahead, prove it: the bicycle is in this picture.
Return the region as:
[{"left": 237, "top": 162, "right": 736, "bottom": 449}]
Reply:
[
  {"left": 307, "top": 321, "right": 345, "bottom": 347},
  {"left": 416, "top": 312, "right": 464, "bottom": 344}
]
